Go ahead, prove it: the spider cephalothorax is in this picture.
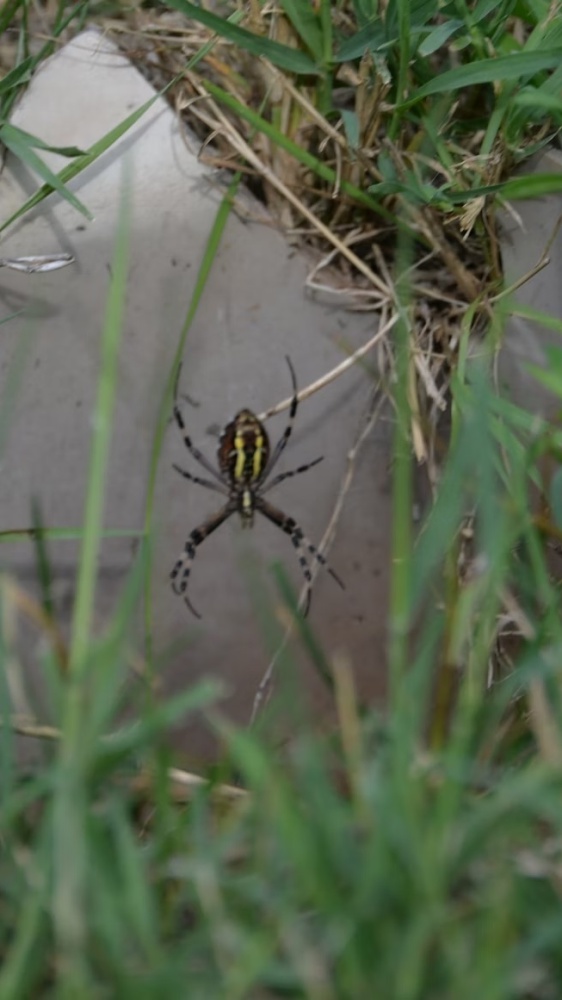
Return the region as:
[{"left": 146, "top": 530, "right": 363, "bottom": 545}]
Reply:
[{"left": 170, "top": 357, "right": 343, "bottom": 617}]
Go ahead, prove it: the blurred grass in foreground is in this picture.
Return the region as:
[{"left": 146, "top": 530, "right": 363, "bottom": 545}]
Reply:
[
  {"left": 1, "top": 0, "right": 562, "bottom": 996},
  {"left": 1, "top": 192, "right": 562, "bottom": 1000}
]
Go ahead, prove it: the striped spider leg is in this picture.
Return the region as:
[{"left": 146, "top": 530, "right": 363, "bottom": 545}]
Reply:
[
  {"left": 170, "top": 499, "right": 236, "bottom": 618},
  {"left": 170, "top": 357, "right": 344, "bottom": 617},
  {"left": 255, "top": 496, "right": 345, "bottom": 616}
]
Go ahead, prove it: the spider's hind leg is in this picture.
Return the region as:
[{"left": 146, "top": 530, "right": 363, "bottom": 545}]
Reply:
[
  {"left": 170, "top": 501, "right": 235, "bottom": 618},
  {"left": 256, "top": 497, "right": 344, "bottom": 616}
]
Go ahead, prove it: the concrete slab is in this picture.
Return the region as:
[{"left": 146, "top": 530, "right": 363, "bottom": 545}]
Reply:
[
  {"left": 498, "top": 149, "right": 562, "bottom": 419},
  {"left": 0, "top": 30, "right": 391, "bottom": 760}
]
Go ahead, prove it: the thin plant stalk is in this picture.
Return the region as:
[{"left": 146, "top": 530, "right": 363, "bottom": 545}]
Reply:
[{"left": 52, "top": 172, "right": 131, "bottom": 994}]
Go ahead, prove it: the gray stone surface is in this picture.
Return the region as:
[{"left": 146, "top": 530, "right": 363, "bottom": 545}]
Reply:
[
  {"left": 0, "top": 30, "right": 391, "bottom": 760},
  {"left": 498, "top": 149, "right": 562, "bottom": 418}
]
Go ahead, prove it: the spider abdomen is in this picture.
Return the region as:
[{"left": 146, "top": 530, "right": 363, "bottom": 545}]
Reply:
[{"left": 218, "top": 409, "right": 270, "bottom": 487}]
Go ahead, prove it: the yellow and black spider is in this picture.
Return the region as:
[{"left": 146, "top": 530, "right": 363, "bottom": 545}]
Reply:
[{"left": 170, "top": 357, "right": 344, "bottom": 618}]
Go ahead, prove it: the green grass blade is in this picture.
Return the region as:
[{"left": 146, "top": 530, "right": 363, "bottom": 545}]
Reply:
[
  {"left": 143, "top": 173, "right": 241, "bottom": 660},
  {"left": 95, "top": 680, "right": 222, "bottom": 768},
  {"left": 0, "top": 883, "right": 48, "bottom": 999},
  {"left": 418, "top": 19, "right": 464, "bottom": 56},
  {"left": 67, "top": 180, "right": 130, "bottom": 674},
  {"left": 51, "top": 177, "right": 130, "bottom": 994},
  {"left": 0, "top": 0, "right": 25, "bottom": 34},
  {"left": 335, "top": 21, "right": 390, "bottom": 61},
  {"left": 165, "top": 0, "right": 319, "bottom": 74},
  {"left": 403, "top": 50, "right": 562, "bottom": 105},
  {"left": 0, "top": 122, "right": 92, "bottom": 220},
  {"left": 0, "top": 55, "right": 34, "bottom": 95},
  {"left": 500, "top": 172, "right": 562, "bottom": 199},
  {"left": 108, "top": 801, "right": 157, "bottom": 959},
  {"left": 429, "top": 173, "right": 562, "bottom": 203},
  {"left": 0, "top": 93, "right": 159, "bottom": 233},
  {"left": 0, "top": 40, "right": 221, "bottom": 234},
  {"left": 395, "top": 0, "right": 412, "bottom": 108},
  {"left": 279, "top": 0, "right": 324, "bottom": 63},
  {"left": 389, "top": 228, "right": 414, "bottom": 694},
  {"left": 508, "top": 304, "right": 562, "bottom": 334},
  {"left": 30, "top": 498, "right": 55, "bottom": 619},
  {"left": 6, "top": 123, "right": 85, "bottom": 157},
  {"left": 0, "top": 527, "right": 143, "bottom": 543},
  {"left": 0, "top": 3, "right": 89, "bottom": 120},
  {"left": 512, "top": 87, "right": 562, "bottom": 113},
  {"left": 271, "top": 563, "right": 333, "bottom": 691}
]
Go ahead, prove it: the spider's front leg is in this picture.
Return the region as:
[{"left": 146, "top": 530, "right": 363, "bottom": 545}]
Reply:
[
  {"left": 170, "top": 501, "right": 236, "bottom": 618},
  {"left": 261, "top": 355, "right": 299, "bottom": 479},
  {"left": 173, "top": 464, "right": 228, "bottom": 494},
  {"left": 262, "top": 455, "right": 324, "bottom": 495},
  {"left": 173, "top": 384, "right": 227, "bottom": 487}
]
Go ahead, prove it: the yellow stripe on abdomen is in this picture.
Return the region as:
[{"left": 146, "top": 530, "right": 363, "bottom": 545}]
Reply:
[
  {"left": 234, "top": 434, "right": 245, "bottom": 481},
  {"left": 253, "top": 433, "right": 265, "bottom": 480}
]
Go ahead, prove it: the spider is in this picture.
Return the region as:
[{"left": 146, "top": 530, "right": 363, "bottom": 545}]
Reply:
[{"left": 170, "top": 357, "right": 344, "bottom": 618}]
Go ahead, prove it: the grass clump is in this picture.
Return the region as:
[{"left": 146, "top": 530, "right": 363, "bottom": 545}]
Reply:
[{"left": 0, "top": 1, "right": 562, "bottom": 996}]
